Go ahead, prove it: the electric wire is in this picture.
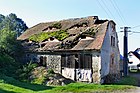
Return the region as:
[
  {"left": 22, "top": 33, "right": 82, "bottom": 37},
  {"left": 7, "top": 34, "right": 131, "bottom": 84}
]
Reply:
[
  {"left": 110, "top": 0, "right": 127, "bottom": 25},
  {"left": 101, "top": 0, "right": 116, "bottom": 21},
  {"left": 96, "top": 0, "right": 111, "bottom": 19},
  {"left": 132, "top": 25, "right": 140, "bottom": 29}
]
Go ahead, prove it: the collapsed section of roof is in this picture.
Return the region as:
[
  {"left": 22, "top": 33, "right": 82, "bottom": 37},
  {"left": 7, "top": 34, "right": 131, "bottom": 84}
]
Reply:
[{"left": 18, "top": 16, "right": 110, "bottom": 52}]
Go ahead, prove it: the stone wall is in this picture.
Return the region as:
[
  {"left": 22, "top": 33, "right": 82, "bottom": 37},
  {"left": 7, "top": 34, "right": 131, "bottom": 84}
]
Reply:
[
  {"left": 92, "top": 53, "right": 101, "bottom": 84},
  {"left": 47, "top": 55, "right": 61, "bottom": 74}
]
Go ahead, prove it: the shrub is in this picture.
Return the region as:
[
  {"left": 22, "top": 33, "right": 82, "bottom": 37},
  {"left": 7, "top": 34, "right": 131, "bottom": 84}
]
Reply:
[
  {"left": 0, "top": 53, "right": 20, "bottom": 77},
  {"left": 17, "top": 61, "right": 38, "bottom": 81},
  {"left": 47, "top": 69, "right": 55, "bottom": 74}
]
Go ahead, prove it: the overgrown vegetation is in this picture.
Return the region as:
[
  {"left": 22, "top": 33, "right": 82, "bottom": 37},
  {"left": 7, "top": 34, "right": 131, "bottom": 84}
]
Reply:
[
  {"left": 51, "top": 22, "right": 62, "bottom": 29},
  {"left": 0, "top": 28, "right": 23, "bottom": 78},
  {"left": 82, "top": 27, "right": 97, "bottom": 37},
  {"left": 17, "top": 62, "right": 38, "bottom": 82},
  {"left": 29, "top": 67, "right": 55, "bottom": 85},
  {"left": 0, "top": 53, "right": 20, "bottom": 78},
  {"left": 29, "top": 30, "right": 69, "bottom": 42}
]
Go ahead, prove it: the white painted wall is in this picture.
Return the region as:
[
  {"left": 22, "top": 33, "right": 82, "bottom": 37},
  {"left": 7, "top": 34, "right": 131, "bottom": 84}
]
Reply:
[
  {"left": 76, "top": 69, "right": 92, "bottom": 82},
  {"left": 101, "top": 21, "right": 120, "bottom": 79},
  {"left": 100, "top": 24, "right": 111, "bottom": 78},
  {"left": 62, "top": 68, "right": 75, "bottom": 80},
  {"left": 128, "top": 53, "right": 140, "bottom": 67}
]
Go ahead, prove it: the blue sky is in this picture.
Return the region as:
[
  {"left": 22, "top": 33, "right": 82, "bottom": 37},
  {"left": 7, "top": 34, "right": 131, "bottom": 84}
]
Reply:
[{"left": 0, "top": 0, "right": 140, "bottom": 54}]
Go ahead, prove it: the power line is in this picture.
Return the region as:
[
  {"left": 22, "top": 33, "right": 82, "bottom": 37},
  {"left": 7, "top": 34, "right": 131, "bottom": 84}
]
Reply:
[
  {"left": 110, "top": 0, "right": 127, "bottom": 25},
  {"left": 112, "top": 0, "right": 127, "bottom": 24},
  {"left": 96, "top": 0, "right": 122, "bottom": 27},
  {"left": 96, "top": 0, "right": 111, "bottom": 18},
  {"left": 129, "top": 31, "right": 140, "bottom": 35},
  {"left": 101, "top": 0, "right": 116, "bottom": 20},
  {"left": 132, "top": 25, "right": 140, "bottom": 29},
  {"left": 120, "top": 27, "right": 140, "bottom": 35}
]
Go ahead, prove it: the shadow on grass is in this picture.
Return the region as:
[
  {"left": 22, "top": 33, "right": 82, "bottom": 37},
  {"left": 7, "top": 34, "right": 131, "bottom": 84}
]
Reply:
[
  {"left": 128, "top": 71, "right": 140, "bottom": 87},
  {"left": 113, "top": 71, "right": 140, "bottom": 87},
  {"left": 0, "top": 74, "right": 54, "bottom": 91},
  {"left": 0, "top": 88, "right": 16, "bottom": 93}
]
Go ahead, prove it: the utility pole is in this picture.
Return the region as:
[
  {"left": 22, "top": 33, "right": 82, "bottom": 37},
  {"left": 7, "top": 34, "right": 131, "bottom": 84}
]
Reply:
[{"left": 122, "top": 27, "right": 131, "bottom": 76}]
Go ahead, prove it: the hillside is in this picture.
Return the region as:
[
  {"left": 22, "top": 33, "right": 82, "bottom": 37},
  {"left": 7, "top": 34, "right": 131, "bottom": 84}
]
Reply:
[{"left": 0, "top": 74, "right": 136, "bottom": 93}]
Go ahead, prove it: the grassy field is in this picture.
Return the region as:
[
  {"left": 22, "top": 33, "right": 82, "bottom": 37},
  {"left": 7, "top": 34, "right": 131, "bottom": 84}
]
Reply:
[{"left": 0, "top": 74, "right": 136, "bottom": 93}]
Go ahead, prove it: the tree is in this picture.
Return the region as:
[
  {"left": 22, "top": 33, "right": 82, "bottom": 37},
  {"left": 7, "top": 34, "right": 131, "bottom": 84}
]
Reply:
[
  {"left": 0, "top": 28, "right": 17, "bottom": 55},
  {"left": 0, "top": 28, "right": 22, "bottom": 77},
  {"left": 0, "top": 13, "right": 28, "bottom": 37}
]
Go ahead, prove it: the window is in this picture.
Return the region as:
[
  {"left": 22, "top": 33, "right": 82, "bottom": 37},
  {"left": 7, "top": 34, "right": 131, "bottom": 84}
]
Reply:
[
  {"left": 61, "top": 55, "right": 66, "bottom": 67},
  {"left": 50, "top": 37, "right": 54, "bottom": 41},
  {"left": 84, "top": 54, "right": 92, "bottom": 69},
  {"left": 61, "top": 55, "right": 75, "bottom": 68},
  {"left": 112, "top": 25, "right": 115, "bottom": 32},
  {"left": 43, "top": 56, "right": 47, "bottom": 66},
  {"left": 111, "top": 55, "right": 114, "bottom": 65},
  {"left": 61, "top": 54, "right": 92, "bottom": 69},
  {"left": 75, "top": 54, "right": 79, "bottom": 69},
  {"left": 79, "top": 54, "right": 92, "bottom": 69},
  {"left": 39, "top": 56, "right": 47, "bottom": 66},
  {"left": 111, "top": 36, "right": 115, "bottom": 47},
  {"left": 113, "top": 37, "right": 115, "bottom": 46},
  {"left": 81, "top": 35, "right": 86, "bottom": 39}
]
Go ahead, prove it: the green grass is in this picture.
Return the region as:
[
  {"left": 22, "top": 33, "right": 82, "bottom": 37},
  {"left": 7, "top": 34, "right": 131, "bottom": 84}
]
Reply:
[
  {"left": 46, "top": 83, "right": 134, "bottom": 93},
  {"left": 115, "top": 76, "right": 138, "bottom": 86},
  {"left": 0, "top": 74, "right": 53, "bottom": 93},
  {"left": 0, "top": 82, "right": 134, "bottom": 93},
  {"left": 0, "top": 74, "right": 135, "bottom": 93}
]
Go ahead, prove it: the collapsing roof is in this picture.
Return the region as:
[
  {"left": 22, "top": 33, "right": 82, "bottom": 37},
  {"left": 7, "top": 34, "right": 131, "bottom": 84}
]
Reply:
[{"left": 18, "top": 16, "right": 114, "bottom": 52}]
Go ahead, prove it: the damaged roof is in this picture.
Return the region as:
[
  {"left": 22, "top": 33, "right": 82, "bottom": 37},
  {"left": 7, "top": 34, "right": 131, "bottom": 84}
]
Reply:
[{"left": 18, "top": 16, "right": 114, "bottom": 51}]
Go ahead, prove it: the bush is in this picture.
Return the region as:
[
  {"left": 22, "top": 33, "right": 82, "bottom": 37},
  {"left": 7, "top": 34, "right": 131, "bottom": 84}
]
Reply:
[
  {"left": 17, "top": 61, "right": 38, "bottom": 81},
  {"left": 0, "top": 53, "right": 20, "bottom": 77},
  {"left": 47, "top": 69, "right": 55, "bottom": 74},
  {"left": 29, "top": 66, "right": 48, "bottom": 84}
]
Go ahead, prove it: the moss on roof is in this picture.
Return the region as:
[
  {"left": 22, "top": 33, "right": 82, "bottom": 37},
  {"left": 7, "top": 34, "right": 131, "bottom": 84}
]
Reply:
[{"left": 29, "top": 30, "right": 69, "bottom": 42}]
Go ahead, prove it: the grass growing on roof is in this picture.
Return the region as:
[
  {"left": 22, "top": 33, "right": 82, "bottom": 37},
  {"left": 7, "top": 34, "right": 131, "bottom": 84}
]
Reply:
[
  {"left": 29, "top": 30, "right": 69, "bottom": 42},
  {"left": 51, "top": 22, "right": 62, "bottom": 29}
]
